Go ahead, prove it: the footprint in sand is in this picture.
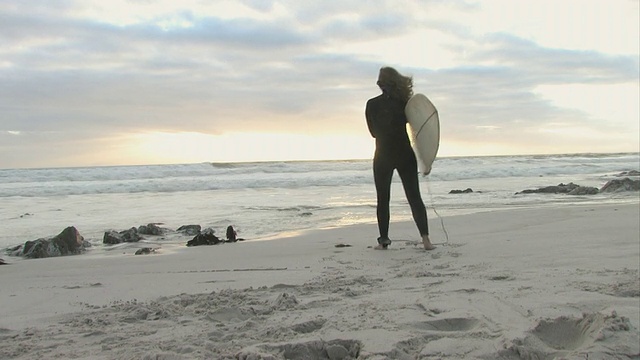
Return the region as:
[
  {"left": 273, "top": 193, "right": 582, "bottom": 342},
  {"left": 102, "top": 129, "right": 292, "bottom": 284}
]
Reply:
[
  {"left": 528, "top": 312, "right": 632, "bottom": 351},
  {"left": 412, "top": 317, "right": 480, "bottom": 332},
  {"left": 290, "top": 318, "right": 326, "bottom": 334},
  {"left": 497, "top": 312, "right": 637, "bottom": 359},
  {"left": 237, "top": 338, "right": 361, "bottom": 360}
]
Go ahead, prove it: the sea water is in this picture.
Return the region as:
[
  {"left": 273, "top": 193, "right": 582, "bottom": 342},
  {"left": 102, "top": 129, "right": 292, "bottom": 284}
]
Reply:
[{"left": 1, "top": 153, "right": 638, "bottom": 252}]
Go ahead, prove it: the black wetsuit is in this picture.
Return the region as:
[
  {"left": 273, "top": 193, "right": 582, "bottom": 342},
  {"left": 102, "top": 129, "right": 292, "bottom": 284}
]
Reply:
[{"left": 365, "top": 93, "right": 429, "bottom": 243}]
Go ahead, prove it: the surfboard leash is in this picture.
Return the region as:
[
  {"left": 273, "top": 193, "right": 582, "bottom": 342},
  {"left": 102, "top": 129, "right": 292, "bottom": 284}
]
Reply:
[{"left": 426, "top": 179, "right": 450, "bottom": 246}]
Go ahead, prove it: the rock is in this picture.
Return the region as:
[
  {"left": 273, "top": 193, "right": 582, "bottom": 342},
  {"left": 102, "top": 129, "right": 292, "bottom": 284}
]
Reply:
[
  {"left": 449, "top": 188, "right": 473, "bottom": 194},
  {"left": 601, "top": 178, "right": 640, "bottom": 192},
  {"left": 15, "top": 226, "right": 88, "bottom": 259},
  {"left": 0, "top": 258, "right": 8, "bottom": 265},
  {"left": 568, "top": 186, "right": 599, "bottom": 195},
  {"left": 616, "top": 170, "right": 640, "bottom": 177},
  {"left": 517, "top": 182, "right": 582, "bottom": 194},
  {"left": 137, "top": 223, "right": 165, "bottom": 236},
  {"left": 6, "top": 245, "right": 22, "bottom": 257},
  {"left": 187, "top": 232, "right": 222, "bottom": 246},
  {"left": 334, "top": 243, "right": 352, "bottom": 248},
  {"left": 517, "top": 182, "right": 599, "bottom": 195},
  {"left": 121, "top": 227, "right": 141, "bottom": 242},
  {"left": 103, "top": 227, "right": 142, "bottom": 244},
  {"left": 226, "top": 225, "right": 237, "bottom": 242},
  {"left": 177, "top": 225, "right": 201, "bottom": 236},
  {"left": 21, "top": 240, "right": 48, "bottom": 258},
  {"left": 103, "top": 230, "right": 122, "bottom": 245},
  {"left": 223, "top": 226, "right": 245, "bottom": 242},
  {"left": 135, "top": 247, "right": 157, "bottom": 255}
]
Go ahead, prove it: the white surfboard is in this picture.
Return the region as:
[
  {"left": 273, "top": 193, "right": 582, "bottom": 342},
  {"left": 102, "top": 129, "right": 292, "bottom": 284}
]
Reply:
[{"left": 405, "top": 93, "right": 440, "bottom": 175}]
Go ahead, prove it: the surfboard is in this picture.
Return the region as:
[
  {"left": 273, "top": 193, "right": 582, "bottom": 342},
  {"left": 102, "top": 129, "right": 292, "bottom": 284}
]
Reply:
[{"left": 405, "top": 93, "right": 440, "bottom": 175}]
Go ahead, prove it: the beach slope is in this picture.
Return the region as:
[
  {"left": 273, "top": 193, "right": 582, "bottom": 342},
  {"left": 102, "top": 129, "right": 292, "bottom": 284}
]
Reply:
[{"left": 1, "top": 203, "right": 638, "bottom": 359}]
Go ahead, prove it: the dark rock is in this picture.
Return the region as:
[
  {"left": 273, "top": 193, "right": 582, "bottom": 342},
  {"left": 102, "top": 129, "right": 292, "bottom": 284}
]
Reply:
[
  {"left": 177, "top": 225, "right": 201, "bottom": 236},
  {"left": 226, "top": 225, "right": 237, "bottom": 242},
  {"left": 516, "top": 183, "right": 598, "bottom": 195},
  {"left": 6, "top": 245, "right": 22, "bottom": 257},
  {"left": 600, "top": 178, "right": 640, "bottom": 192},
  {"left": 15, "top": 226, "right": 88, "bottom": 259},
  {"left": 0, "top": 258, "right": 8, "bottom": 265},
  {"left": 187, "top": 231, "right": 222, "bottom": 247},
  {"left": 568, "top": 186, "right": 599, "bottom": 195},
  {"left": 103, "top": 230, "right": 122, "bottom": 245},
  {"left": 616, "top": 170, "right": 640, "bottom": 177},
  {"left": 137, "top": 223, "right": 165, "bottom": 236},
  {"left": 22, "top": 240, "right": 48, "bottom": 258},
  {"left": 517, "top": 182, "right": 602, "bottom": 196},
  {"left": 517, "top": 182, "right": 580, "bottom": 194},
  {"left": 134, "top": 247, "right": 157, "bottom": 255},
  {"left": 449, "top": 188, "right": 473, "bottom": 194},
  {"left": 103, "top": 227, "right": 142, "bottom": 245},
  {"left": 121, "top": 228, "right": 141, "bottom": 242}
]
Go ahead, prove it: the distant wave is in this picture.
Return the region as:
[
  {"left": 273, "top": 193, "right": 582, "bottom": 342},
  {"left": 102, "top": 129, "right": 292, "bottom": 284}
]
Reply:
[
  {"left": 0, "top": 153, "right": 637, "bottom": 198},
  {"left": 209, "top": 162, "right": 240, "bottom": 169}
]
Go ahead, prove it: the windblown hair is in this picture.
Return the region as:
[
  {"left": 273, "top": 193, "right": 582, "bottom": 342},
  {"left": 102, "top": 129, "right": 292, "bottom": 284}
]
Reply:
[{"left": 376, "top": 66, "right": 413, "bottom": 103}]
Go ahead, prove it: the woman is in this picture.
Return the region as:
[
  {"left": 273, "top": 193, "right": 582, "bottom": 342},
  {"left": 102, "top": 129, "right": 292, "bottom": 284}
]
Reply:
[{"left": 365, "top": 67, "right": 435, "bottom": 251}]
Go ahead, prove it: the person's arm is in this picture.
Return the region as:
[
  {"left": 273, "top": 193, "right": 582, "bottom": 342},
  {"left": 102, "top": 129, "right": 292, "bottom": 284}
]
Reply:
[{"left": 365, "top": 99, "right": 377, "bottom": 138}]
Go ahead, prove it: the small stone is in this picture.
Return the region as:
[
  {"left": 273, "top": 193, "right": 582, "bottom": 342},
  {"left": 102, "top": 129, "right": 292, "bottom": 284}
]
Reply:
[{"left": 134, "top": 248, "right": 156, "bottom": 255}]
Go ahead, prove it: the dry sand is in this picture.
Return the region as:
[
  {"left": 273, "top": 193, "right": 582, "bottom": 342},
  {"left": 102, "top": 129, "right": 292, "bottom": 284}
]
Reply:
[{"left": 1, "top": 203, "right": 638, "bottom": 359}]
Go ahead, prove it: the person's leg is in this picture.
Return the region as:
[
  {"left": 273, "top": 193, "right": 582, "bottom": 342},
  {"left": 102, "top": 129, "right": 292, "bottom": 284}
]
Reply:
[
  {"left": 373, "top": 153, "right": 394, "bottom": 248},
  {"left": 397, "top": 151, "right": 435, "bottom": 250}
]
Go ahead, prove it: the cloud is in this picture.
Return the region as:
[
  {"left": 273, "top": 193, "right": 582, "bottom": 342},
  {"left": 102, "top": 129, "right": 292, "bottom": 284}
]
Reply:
[{"left": 0, "top": 0, "right": 638, "bottom": 167}]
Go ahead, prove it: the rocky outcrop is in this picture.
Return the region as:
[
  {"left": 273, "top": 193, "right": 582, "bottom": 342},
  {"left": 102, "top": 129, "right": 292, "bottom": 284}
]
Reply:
[
  {"left": 616, "top": 170, "right": 640, "bottom": 177},
  {"left": 177, "top": 225, "right": 201, "bottom": 236},
  {"left": 184, "top": 225, "right": 245, "bottom": 246},
  {"left": 9, "top": 226, "right": 90, "bottom": 259},
  {"left": 137, "top": 223, "right": 165, "bottom": 236},
  {"left": 517, "top": 178, "right": 639, "bottom": 195},
  {"left": 600, "top": 178, "right": 640, "bottom": 193},
  {"left": 449, "top": 188, "right": 473, "bottom": 194},
  {"left": 103, "top": 227, "right": 142, "bottom": 244},
  {"left": 517, "top": 182, "right": 598, "bottom": 195},
  {"left": 568, "top": 186, "right": 599, "bottom": 195},
  {"left": 134, "top": 247, "right": 158, "bottom": 255},
  {"left": 187, "top": 228, "right": 222, "bottom": 246},
  {"left": 103, "top": 224, "right": 165, "bottom": 245}
]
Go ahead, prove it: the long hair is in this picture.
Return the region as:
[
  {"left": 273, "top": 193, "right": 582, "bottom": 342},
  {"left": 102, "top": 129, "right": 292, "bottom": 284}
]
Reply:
[{"left": 376, "top": 66, "right": 413, "bottom": 103}]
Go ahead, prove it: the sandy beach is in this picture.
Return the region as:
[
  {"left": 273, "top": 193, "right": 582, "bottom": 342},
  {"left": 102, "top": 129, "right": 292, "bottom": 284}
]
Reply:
[{"left": 1, "top": 203, "right": 638, "bottom": 359}]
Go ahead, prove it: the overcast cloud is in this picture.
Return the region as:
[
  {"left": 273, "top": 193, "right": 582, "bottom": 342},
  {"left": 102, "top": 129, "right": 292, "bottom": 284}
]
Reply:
[{"left": 0, "top": 0, "right": 638, "bottom": 168}]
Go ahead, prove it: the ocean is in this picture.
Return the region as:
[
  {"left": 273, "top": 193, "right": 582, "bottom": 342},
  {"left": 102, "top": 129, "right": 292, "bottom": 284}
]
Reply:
[{"left": 1, "top": 153, "right": 638, "bottom": 253}]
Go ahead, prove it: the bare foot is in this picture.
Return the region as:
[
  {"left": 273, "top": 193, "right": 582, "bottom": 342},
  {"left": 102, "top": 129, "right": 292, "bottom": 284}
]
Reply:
[
  {"left": 422, "top": 235, "right": 436, "bottom": 250},
  {"left": 374, "top": 244, "right": 389, "bottom": 250}
]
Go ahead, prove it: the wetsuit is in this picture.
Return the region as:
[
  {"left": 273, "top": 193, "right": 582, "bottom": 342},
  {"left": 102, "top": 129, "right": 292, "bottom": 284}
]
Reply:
[{"left": 365, "top": 93, "right": 429, "bottom": 244}]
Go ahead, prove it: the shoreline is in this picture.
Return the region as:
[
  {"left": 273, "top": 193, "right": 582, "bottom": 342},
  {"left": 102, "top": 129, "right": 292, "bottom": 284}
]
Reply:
[
  {"left": 2, "top": 185, "right": 638, "bottom": 253},
  {"left": 1, "top": 202, "right": 639, "bottom": 359}
]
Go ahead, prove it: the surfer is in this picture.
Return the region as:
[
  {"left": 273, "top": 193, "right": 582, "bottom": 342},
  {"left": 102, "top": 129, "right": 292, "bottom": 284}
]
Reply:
[{"left": 365, "top": 67, "right": 435, "bottom": 251}]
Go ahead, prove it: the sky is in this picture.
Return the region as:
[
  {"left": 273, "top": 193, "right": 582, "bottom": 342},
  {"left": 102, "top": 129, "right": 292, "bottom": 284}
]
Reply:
[{"left": 1, "top": 0, "right": 638, "bottom": 168}]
